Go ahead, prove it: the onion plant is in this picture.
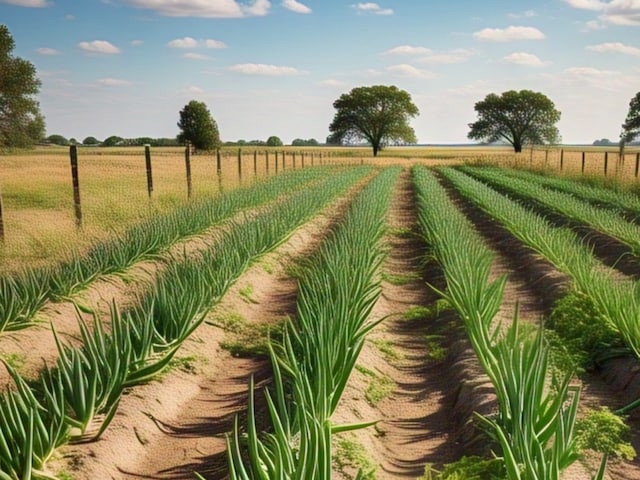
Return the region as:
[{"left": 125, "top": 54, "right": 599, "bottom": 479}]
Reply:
[
  {"left": 0, "top": 362, "right": 69, "bottom": 480},
  {"left": 0, "top": 166, "right": 341, "bottom": 332},
  {"left": 461, "top": 165, "right": 640, "bottom": 256},
  {"left": 440, "top": 167, "right": 640, "bottom": 413},
  {"left": 227, "top": 167, "right": 400, "bottom": 479},
  {"left": 413, "top": 165, "right": 586, "bottom": 480}
]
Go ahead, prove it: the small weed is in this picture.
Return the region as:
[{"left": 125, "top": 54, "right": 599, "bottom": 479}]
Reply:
[
  {"left": 381, "top": 271, "right": 420, "bottom": 286},
  {"left": 424, "top": 334, "right": 447, "bottom": 362},
  {"left": 208, "top": 312, "right": 246, "bottom": 333},
  {"left": 369, "top": 338, "right": 401, "bottom": 361},
  {"left": 169, "top": 355, "right": 207, "bottom": 375},
  {"left": 365, "top": 374, "right": 395, "bottom": 406},
  {"left": 388, "top": 226, "right": 414, "bottom": 238},
  {"left": 576, "top": 407, "right": 636, "bottom": 461},
  {"left": 239, "top": 284, "right": 258, "bottom": 304},
  {"left": 419, "top": 456, "right": 506, "bottom": 479},
  {"left": 217, "top": 313, "right": 286, "bottom": 358},
  {"left": 1, "top": 353, "right": 26, "bottom": 372},
  {"left": 333, "top": 436, "right": 377, "bottom": 479},
  {"left": 260, "top": 260, "right": 275, "bottom": 274}
]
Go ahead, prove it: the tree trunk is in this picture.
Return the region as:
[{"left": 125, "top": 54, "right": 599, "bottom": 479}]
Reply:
[
  {"left": 513, "top": 141, "right": 523, "bottom": 153},
  {"left": 372, "top": 144, "right": 379, "bottom": 157}
]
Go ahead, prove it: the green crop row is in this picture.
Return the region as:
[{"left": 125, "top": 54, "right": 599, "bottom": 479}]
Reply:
[
  {"left": 226, "top": 167, "right": 400, "bottom": 479},
  {"left": 0, "top": 166, "right": 372, "bottom": 479}
]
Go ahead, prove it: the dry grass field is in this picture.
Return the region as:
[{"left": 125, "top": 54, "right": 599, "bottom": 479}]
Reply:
[{"left": 1, "top": 144, "right": 638, "bottom": 274}]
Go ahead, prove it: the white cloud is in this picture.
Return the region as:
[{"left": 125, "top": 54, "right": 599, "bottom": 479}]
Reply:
[
  {"left": 0, "top": 0, "right": 49, "bottom": 7},
  {"left": 419, "top": 49, "right": 476, "bottom": 64},
  {"left": 352, "top": 3, "right": 393, "bottom": 15},
  {"left": 184, "top": 52, "right": 210, "bottom": 60},
  {"left": 319, "top": 79, "right": 346, "bottom": 87},
  {"left": 282, "top": 0, "right": 311, "bottom": 14},
  {"left": 564, "top": 0, "right": 640, "bottom": 26},
  {"left": 205, "top": 39, "right": 227, "bottom": 49},
  {"left": 383, "top": 45, "right": 431, "bottom": 55},
  {"left": 386, "top": 64, "right": 435, "bottom": 78},
  {"left": 503, "top": 52, "right": 548, "bottom": 67},
  {"left": 587, "top": 42, "right": 640, "bottom": 55},
  {"left": 474, "top": 25, "right": 546, "bottom": 41},
  {"left": 78, "top": 40, "right": 121, "bottom": 55},
  {"left": 228, "top": 63, "right": 305, "bottom": 76},
  {"left": 36, "top": 47, "right": 61, "bottom": 55},
  {"left": 508, "top": 9, "right": 537, "bottom": 19},
  {"left": 65, "top": 14, "right": 75, "bottom": 20},
  {"left": 167, "top": 37, "right": 199, "bottom": 49},
  {"left": 185, "top": 86, "right": 206, "bottom": 94},
  {"left": 95, "top": 78, "right": 132, "bottom": 87},
  {"left": 583, "top": 19, "right": 607, "bottom": 30},
  {"left": 122, "top": 0, "right": 271, "bottom": 18},
  {"left": 131, "top": 40, "right": 144, "bottom": 46}
]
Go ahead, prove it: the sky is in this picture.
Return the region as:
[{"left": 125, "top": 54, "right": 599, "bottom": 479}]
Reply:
[{"left": 1, "top": 0, "right": 639, "bottom": 145}]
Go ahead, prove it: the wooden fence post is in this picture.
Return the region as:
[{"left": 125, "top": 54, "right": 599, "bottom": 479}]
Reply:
[
  {"left": 185, "top": 142, "right": 192, "bottom": 198},
  {"left": 216, "top": 149, "right": 222, "bottom": 174},
  {"left": 237, "top": 148, "right": 242, "bottom": 181},
  {"left": 275, "top": 151, "right": 279, "bottom": 174},
  {"left": 293, "top": 152, "right": 296, "bottom": 169},
  {"left": 581, "top": 151, "right": 585, "bottom": 174},
  {"left": 69, "top": 145, "right": 82, "bottom": 228},
  {"left": 635, "top": 152, "right": 640, "bottom": 178},
  {"left": 301, "top": 152, "right": 305, "bottom": 168},
  {"left": 0, "top": 189, "right": 4, "bottom": 243},
  {"left": 311, "top": 153, "right": 314, "bottom": 166},
  {"left": 253, "top": 150, "right": 257, "bottom": 175},
  {"left": 144, "top": 144, "right": 153, "bottom": 198},
  {"left": 604, "top": 151, "right": 609, "bottom": 176},
  {"left": 265, "top": 151, "right": 269, "bottom": 174},
  {"left": 282, "top": 151, "right": 285, "bottom": 170}
]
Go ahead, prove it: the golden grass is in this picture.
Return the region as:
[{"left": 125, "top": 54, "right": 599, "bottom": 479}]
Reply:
[{"left": 1, "top": 144, "right": 638, "bottom": 274}]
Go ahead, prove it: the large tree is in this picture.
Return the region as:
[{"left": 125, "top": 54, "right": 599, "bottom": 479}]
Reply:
[
  {"left": 620, "top": 92, "right": 640, "bottom": 150},
  {"left": 328, "top": 85, "right": 419, "bottom": 157},
  {"left": 0, "top": 25, "right": 45, "bottom": 148},
  {"left": 177, "top": 100, "right": 220, "bottom": 151},
  {"left": 468, "top": 90, "right": 561, "bottom": 153}
]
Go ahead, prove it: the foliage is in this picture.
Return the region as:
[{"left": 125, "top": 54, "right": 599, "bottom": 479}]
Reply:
[
  {"left": 266, "top": 135, "right": 283, "bottom": 146},
  {"left": 576, "top": 407, "right": 636, "bottom": 461},
  {"left": 291, "top": 137, "right": 319, "bottom": 146},
  {"left": 82, "top": 136, "right": 101, "bottom": 145},
  {"left": 177, "top": 100, "right": 221, "bottom": 151},
  {"left": 620, "top": 91, "right": 640, "bottom": 146},
  {"left": 467, "top": 90, "right": 561, "bottom": 153},
  {"left": 0, "top": 24, "right": 45, "bottom": 148},
  {"left": 420, "top": 456, "right": 506, "bottom": 480},
  {"left": 328, "top": 84, "right": 419, "bottom": 156},
  {"left": 102, "top": 135, "right": 124, "bottom": 147},
  {"left": 46, "top": 134, "right": 69, "bottom": 146}
]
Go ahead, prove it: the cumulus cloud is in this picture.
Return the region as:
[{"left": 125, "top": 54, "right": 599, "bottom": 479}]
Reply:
[
  {"left": 228, "top": 63, "right": 305, "bottom": 76},
  {"left": 474, "top": 25, "right": 546, "bottom": 41},
  {"left": 383, "top": 45, "right": 431, "bottom": 55},
  {"left": 95, "top": 78, "right": 132, "bottom": 87},
  {"left": 386, "top": 64, "right": 435, "bottom": 78},
  {"left": 0, "top": 0, "right": 49, "bottom": 7},
  {"left": 167, "top": 37, "right": 199, "bottom": 49},
  {"left": 184, "top": 53, "right": 210, "bottom": 60},
  {"left": 319, "top": 78, "right": 347, "bottom": 87},
  {"left": 587, "top": 42, "right": 640, "bottom": 55},
  {"left": 503, "top": 52, "right": 548, "bottom": 67},
  {"left": 122, "top": 0, "right": 270, "bottom": 18},
  {"left": 564, "top": 0, "right": 640, "bottom": 26},
  {"left": 508, "top": 9, "right": 537, "bottom": 19},
  {"left": 205, "top": 39, "right": 227, "bottom": 49},
  {"left": 352, "top": 3, "right": 393, "bottom": 15},
  {"left": 36, "top": 47, "right": 61, "bottom": 55},
  {"left": 78, "top": 40, "right": 121, "bottom": 55},
  {"left": 282, "top": 0, "right": 311, "bottom": 13},
  {"left": 419, "top": 49, "right": 476, "bottom": 64}
]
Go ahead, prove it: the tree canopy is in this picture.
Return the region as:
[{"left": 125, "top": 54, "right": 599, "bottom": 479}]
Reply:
[
  {"left": 177, "top": 100, "right": 220, "bottom": 151},
  {"left": 621, "top": 92, "right": 640, "bottom": 147},
  {"left": 468, "top": 90, "right": 561, "bottom": 153},
  {"left": 266, "top": 135, "right": 283, "bottom": 147},
  {"left": 328, "top": 85, "right": 419, "bottom": 157},
  {"left": 0, "top": 25, "right": 45, "bottom": 148}
]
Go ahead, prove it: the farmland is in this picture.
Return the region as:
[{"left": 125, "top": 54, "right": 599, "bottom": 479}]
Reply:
[{"left": 1, "top": 146, "right": 640, "bottom": 479}]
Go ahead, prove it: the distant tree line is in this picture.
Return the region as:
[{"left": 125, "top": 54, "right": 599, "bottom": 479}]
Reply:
[{"left": 44, "top": 134, "right": 180, "bottom": 147}]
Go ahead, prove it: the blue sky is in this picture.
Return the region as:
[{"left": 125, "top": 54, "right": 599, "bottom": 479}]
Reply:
[{"left": 1, "top": 0, "right": 639, "bottom": 144}]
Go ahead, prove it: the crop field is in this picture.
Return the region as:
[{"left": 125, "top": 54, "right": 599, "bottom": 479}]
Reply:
[{"left": 1, "top": 147, "right": 640, "bottom": 479}]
